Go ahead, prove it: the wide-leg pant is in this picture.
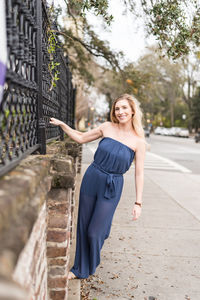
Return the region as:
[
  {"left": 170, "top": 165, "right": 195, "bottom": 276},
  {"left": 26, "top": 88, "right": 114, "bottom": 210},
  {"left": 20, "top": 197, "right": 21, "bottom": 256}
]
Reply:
[{"left": 70, "top": 163, "right": 124, "bottom": 278}]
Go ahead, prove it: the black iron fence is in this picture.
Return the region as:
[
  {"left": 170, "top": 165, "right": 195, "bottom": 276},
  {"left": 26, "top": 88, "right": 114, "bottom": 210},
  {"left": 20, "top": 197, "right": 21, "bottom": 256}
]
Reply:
[{"left": 0, "top": 0, "right": 75, "bottom": 177}]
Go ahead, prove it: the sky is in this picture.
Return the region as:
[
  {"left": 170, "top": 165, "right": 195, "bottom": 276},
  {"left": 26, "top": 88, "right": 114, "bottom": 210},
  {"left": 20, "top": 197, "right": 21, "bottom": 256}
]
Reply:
[
  {"left": 55, "top": 0, "right": 156, "bottom": 63},
  {"left": 86, "top": 0, "right": 156, "bottom": 63}
]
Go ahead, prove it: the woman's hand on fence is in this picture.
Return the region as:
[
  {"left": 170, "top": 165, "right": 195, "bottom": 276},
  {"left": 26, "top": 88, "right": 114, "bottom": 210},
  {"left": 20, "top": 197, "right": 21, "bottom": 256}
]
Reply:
[
  {"left": 132, "top": 204, "right": 142, "bottom": 221},
  {"left": 49, "top": 117, "right": 63, "bottom": 126}
]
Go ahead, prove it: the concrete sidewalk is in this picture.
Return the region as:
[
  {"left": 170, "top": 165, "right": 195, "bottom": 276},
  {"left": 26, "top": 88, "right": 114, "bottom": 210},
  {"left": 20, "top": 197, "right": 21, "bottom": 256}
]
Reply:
[{"left": 69, "top": 141, "right": 200, "bottom": 300}]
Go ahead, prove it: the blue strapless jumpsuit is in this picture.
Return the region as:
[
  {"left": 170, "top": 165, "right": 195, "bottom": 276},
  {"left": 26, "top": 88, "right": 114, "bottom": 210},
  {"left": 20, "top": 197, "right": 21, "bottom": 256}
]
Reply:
[{"left": 70, "top": 137, "right": 135, "bottom": 278}]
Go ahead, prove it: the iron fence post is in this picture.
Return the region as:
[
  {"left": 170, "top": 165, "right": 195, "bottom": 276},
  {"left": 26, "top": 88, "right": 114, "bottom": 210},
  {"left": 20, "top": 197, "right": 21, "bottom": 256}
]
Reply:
[
  {"left": 72, "top": 87, "right": 76, "bottom": 129},
  {"left": 58, "top": 54, "right": 64, "bottom": 141},
  {"left": 65, "top": 56, "right": 70, "bottom": 125},
  {"left": 36, "top": 0, "right": 46, "bottom": 154}
]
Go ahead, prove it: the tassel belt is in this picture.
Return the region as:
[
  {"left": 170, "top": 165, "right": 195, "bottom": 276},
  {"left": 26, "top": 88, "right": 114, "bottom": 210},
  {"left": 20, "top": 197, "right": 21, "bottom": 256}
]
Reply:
[{"left": 92, "top": 162, "right": 122, "bottom": 199}]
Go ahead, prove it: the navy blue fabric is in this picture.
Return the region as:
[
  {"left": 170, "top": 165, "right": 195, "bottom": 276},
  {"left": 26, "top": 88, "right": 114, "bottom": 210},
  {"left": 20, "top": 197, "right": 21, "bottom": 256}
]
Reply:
[{"left": 70, "top": 137, "right": 135, "bottom": 278}]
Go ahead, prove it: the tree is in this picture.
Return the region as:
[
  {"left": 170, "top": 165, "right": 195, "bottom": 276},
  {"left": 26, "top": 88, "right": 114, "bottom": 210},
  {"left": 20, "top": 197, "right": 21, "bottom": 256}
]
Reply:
[
  {"left": 63, "top": 0, "right": 200, "bottom": 61},
  {"left": 49, "top": 1, "right": 123, "bottom": 85},
  {"left": 191, "top": 88, "right": 200, "bottom": 130},
  {"left": 51, "top": 0, "right": 200, "bottom": 84},
  {"left": 94, "top": 63, "right": 148, "bottom": 120},
  {"left": 141, "top": 0, "right": 200, "bottom": 60},
  {"left": 135, "top": 47, "right": 186, "bottom": 126}
]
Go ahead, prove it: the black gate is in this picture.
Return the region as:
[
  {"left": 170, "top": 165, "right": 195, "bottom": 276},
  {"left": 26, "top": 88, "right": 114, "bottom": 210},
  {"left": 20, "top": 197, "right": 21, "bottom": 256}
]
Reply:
[{"left": 0, "top": 0, "right": 75, "bottom": 177}]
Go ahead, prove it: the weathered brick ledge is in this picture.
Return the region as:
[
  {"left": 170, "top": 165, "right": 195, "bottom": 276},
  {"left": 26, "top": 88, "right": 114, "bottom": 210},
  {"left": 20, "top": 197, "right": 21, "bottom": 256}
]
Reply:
[{"left": 0, "top": 138, "right": 82, "bottom": 300}]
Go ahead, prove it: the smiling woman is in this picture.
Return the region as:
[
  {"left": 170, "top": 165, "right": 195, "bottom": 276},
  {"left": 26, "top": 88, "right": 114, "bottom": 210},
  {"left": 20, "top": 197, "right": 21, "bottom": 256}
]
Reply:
[
  {"left": 49, "top": 93, "right": 146, "bottom": 279},
  {"left": 110, "top": 94, "right": 145, "bottom": 139}
]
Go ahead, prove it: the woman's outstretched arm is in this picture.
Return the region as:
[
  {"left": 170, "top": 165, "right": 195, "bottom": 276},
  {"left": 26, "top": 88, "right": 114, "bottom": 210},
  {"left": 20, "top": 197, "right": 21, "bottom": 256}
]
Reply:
[
  {"left": 132, "top": 138, "right": 146, "bottom": 221},
  {"left": 49, "top": 117, "right": 108, "bottom": 144}
]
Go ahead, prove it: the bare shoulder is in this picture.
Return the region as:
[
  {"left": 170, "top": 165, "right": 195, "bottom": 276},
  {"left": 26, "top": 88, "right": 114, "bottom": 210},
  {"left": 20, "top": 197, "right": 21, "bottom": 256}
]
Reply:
[
  {"left": 99, "top": 121, "right": 113, "bottom": 133},
  {"left": 135, "top": 136, "right": 146, "bottom": 152},
  {"left": 99, "top": 121, "right": 112, "bottom": 129}
]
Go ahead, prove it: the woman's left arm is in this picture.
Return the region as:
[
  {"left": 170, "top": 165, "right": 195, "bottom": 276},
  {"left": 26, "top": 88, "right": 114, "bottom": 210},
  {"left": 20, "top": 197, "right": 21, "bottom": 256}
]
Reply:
[{"left": 132, "top": 139, "right": 146, "bottom": 221}]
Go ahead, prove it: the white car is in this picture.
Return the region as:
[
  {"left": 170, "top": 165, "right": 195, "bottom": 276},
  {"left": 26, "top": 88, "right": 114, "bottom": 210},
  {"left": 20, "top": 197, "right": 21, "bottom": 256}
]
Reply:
[
  {"left": 162, "top": 128, "right": 171, "bottom": 136},
  {"left": 154, "top": 126, "right": 164, "bottom": 135},
  {"left": 178, "top": 128, "right": 189, "bottom": 138},
  {"left": 168, "top": 127, "right": 180, "bottom": 136}
]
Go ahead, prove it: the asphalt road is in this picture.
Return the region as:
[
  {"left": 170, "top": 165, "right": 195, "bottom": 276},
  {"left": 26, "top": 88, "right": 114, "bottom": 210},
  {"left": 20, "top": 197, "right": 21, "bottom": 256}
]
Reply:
[{"left": 146, "top": 134, "right": 200, "bottom": 174}]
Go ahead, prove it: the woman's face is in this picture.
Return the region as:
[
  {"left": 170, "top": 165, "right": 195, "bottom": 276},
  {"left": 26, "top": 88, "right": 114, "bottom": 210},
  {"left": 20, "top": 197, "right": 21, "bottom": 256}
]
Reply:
[{"left": 114, "top": 99, "right": 134, "bottom": 124}]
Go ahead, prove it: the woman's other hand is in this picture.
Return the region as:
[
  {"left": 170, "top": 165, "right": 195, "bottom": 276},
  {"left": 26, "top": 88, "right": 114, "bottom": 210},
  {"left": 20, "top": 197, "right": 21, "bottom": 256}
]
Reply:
[
  {"left": 132, "top": 204, "right": 142, "bottom": 221},
  {"left": 49, "top": 117, "right": 63, "bottom": 126}
]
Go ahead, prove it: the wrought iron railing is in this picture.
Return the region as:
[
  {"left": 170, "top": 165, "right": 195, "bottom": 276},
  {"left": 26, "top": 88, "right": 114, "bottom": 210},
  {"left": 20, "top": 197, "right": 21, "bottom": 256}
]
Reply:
[{"left": 0, "top": 0, "right": 75, "bottom": 177}]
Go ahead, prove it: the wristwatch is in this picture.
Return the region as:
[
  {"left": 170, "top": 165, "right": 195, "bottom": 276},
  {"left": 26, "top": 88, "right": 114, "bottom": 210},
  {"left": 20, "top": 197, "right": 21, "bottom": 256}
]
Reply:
[{"left": 135, "top": 202, "right": 142, "bottom": 207}]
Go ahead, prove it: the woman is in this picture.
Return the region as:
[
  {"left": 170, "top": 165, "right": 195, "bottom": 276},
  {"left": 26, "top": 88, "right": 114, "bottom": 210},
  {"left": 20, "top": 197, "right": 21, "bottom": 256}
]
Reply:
[{"left": 49, "top": 93, "right": 146, "bottom": 279}]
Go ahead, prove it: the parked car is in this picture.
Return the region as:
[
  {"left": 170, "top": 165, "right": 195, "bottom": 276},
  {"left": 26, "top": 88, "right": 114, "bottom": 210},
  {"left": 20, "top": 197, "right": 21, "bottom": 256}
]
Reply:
[
  {"left": 168, "top": 127, "right": 189, "bottom": 138},
  {"left": 162, "top": 128, "right": 171, "bottom": 136},
  {"left": 154, "top": 126, "right": 164, "bottom": 135},
  {"left": 168, "top": 127, "right": 181, "bottom": 136},
  {"left": 172, "top": 127, "right": 182, "bottom": 137},
  {"left": 195, "top": 132, "right": 200, "bottom": 143},
  {"left": 178, "top": 128, "right": 189, "bottom": 138},
  {"left": 154, "top": 126, "right": 189, "bottom": 138},
  {"left": 154, "top": 127, "right": 170, "bottom": 135}
]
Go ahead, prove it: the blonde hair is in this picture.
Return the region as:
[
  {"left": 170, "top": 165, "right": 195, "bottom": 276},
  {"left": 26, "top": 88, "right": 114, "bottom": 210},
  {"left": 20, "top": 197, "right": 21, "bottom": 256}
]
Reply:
[{"left": 110, "top": 94, "right": 145, "bottom": 139}]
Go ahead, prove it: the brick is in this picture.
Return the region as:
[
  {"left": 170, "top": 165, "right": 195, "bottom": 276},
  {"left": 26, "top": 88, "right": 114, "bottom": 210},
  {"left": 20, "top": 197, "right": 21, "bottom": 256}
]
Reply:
[
  {"left": 51, "top": 174, "right": 75, "bottom": 189},
  {"left": 49, "top": 266, "right": 65, "bottom": 276},
  {"left": 68, "top": 149, "right": 80, "bottom": 158},
  {"left": 48, "top": 215, "right": 68, "bottom": 229},
  {"left": 50, "top": 290, "right": 66, "bottom": 300},
  {"left": 47, "top": 230, "right": 67, "bottom": 243},
  {"left": 51, "top": 158, "right": 73, "bottom": 173},
  {"left": 47, "top": 189, "right": 69, "bottom": 203},
  {"left": 48, "top": 276, "right": 67, "bottom": 288},
  {"left": 47, "top": 247, "right": 67, "bottom": 258},
  {"left": 49, "top": 258, "right": 66, "bottom": 266},
  {"left": 48, "top": 203, "right": 69, "bottom": 214}
]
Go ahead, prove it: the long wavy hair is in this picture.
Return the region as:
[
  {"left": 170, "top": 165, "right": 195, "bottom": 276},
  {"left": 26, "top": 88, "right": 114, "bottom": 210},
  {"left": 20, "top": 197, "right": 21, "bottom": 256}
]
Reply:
[{"left": 110, "top": 94, "right": 145, "bottom": 139}]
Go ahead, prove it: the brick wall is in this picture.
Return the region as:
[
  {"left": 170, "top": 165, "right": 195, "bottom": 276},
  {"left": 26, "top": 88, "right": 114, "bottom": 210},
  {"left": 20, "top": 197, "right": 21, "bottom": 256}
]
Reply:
[
  {"left": 0, "top": 139, "right": 82, "bottom": 300},
  {"left": 13, "top": 203, "right": 48, "bottom": 300},
  {"left": 47, "top": 189, "right": 72, "bottom": 300}
]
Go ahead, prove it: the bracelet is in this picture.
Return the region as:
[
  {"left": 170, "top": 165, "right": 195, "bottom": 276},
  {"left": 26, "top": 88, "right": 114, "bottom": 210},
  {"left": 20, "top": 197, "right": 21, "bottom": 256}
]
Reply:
[{"left": 135, "top": 202, "right": 142, "bottom": 207}]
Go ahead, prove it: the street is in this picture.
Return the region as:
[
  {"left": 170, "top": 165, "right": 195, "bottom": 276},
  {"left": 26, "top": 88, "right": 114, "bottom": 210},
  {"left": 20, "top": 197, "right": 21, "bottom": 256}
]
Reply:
[
  {"left": 146, "top": 134, "right": 200, "bottom": 174},
  {"left": 143, "top": 134, "right": 200, "bottom": 222}
]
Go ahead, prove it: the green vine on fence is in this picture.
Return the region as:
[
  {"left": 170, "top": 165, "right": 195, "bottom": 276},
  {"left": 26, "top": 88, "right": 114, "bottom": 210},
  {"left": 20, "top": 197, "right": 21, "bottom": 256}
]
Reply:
[
  {"left": 47, "top": 28, "right": 60, "bottom": 91},
  {"left": 47, "top": 5, "right": 61, "bottom": 91}
]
